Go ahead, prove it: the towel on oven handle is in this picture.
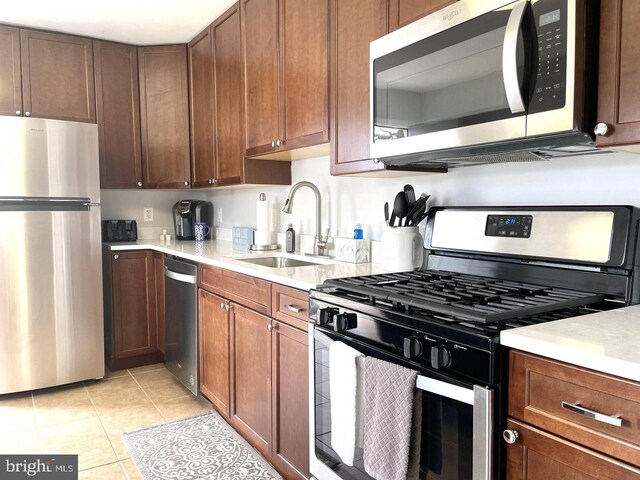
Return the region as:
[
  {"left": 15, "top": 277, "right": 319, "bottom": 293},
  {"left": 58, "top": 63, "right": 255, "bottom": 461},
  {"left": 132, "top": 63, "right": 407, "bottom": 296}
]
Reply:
[
  {"left": 329, "top": 341, "right": 365, "bottom": 466},
  {"left": 362, "top": 356, "right": 422, "bottom": 480}
]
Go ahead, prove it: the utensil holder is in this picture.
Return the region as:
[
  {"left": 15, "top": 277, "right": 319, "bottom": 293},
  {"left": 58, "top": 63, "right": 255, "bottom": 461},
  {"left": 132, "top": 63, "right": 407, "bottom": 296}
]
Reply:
[{"left": 380, "top": 226, "right": 423, "bottom": 270}]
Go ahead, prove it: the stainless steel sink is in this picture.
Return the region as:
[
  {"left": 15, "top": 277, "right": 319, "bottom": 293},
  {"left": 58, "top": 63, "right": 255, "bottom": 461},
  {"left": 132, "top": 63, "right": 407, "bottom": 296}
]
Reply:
[{"left": 236, "top": 256, "right": 321, "bottom": 268}]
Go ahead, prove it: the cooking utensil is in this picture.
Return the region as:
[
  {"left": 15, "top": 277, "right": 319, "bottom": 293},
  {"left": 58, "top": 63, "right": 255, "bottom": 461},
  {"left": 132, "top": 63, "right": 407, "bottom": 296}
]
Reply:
[
  {"left": 404, "top": 184, "right": 416, "bottom": 208},
  {"left": 404, "top": 194, "right": 430, "bottom": 226},
  {"left": 393, "top": 191, "right": 409, "bottom": 227},
  {"left": 409, "top": 203, "right": 426, "bottom": 226},
  {"left": 384, "top": 202, "right": 390, "bottom": 226},
  {"left": 413, "top": 209, "right": 429, "bottom": 226}
]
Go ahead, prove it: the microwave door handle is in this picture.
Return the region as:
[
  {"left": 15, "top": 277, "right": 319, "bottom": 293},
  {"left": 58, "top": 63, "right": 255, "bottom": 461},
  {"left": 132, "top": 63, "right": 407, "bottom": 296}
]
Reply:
[{"left": 502, "top": 0, "right": 527, "bottom": 113}]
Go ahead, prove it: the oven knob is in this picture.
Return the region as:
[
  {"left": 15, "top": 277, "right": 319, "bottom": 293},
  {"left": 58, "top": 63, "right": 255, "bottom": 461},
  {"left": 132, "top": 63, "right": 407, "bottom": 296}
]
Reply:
[
  {"left": 317, "top": 307, "right": 338, "bottom": 326},
  {"left": 334, "top": 312, "right": 357, "bottom": 332},
  {"left": 430, "top": 346, "right": 452, "bottom": 369},
  {"left": 403, "top": 336, "right": 423, "bottom": 359}
]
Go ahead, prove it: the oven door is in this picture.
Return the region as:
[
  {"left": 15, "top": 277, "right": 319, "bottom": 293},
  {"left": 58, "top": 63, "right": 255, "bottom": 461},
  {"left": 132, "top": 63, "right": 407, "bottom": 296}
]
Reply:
[
  {"left": 370, "top": 0, "right": 530, "bottom": 161},
  {"left": 309, "top": 325, "right": 494, "bottom": 480}
]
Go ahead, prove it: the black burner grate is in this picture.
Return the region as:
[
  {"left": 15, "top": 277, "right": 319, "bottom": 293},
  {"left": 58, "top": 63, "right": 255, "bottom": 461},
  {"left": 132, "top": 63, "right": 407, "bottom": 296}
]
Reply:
[{"left": 324, "top": 271, "right": 605, "bottom": 324}]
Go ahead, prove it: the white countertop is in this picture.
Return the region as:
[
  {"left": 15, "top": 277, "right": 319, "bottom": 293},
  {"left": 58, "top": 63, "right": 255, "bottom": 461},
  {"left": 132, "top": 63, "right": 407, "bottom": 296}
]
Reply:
[
  {"left": 105, "top": 239, "right": 398, "bottom": 291},
  {"left": 501, "top": 306, "right": 640, "bottom": 382}
]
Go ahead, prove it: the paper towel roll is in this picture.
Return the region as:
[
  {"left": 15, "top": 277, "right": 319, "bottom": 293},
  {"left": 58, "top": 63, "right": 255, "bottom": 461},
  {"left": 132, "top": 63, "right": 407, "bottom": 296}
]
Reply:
[{"left": 255, "top": 193, "right": 270, "bottom": 245}]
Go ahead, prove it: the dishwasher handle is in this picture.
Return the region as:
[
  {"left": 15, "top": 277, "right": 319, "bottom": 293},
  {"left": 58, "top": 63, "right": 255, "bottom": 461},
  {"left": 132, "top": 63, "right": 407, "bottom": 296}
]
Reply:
[{"left": 164, "top": 266, "right": 196, "bottom": 284}]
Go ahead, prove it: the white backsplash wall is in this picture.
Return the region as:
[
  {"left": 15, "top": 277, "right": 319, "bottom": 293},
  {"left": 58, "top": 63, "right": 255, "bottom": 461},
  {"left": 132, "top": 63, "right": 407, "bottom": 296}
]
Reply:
[
  {"left": 199, "top": 150, "right": 640, "bottom": 242},
  {"left": 101, "top": 150, "right": 640, "bottom": 243}
]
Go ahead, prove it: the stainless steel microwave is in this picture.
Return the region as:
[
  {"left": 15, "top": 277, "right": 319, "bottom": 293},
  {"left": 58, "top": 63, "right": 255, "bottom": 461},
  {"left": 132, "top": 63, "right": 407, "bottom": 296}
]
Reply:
[{"left": 370, "top": 0, "right": 600, "bottom": 169}]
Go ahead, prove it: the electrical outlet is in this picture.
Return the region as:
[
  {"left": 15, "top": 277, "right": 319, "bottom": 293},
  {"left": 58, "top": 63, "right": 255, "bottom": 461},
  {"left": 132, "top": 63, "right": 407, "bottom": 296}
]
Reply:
[
  {"left": 143, "top": 207, "right": 153, "bottom": 222},
  {"left": 217, "top": 207, "right": 223, "bottom": 224}
]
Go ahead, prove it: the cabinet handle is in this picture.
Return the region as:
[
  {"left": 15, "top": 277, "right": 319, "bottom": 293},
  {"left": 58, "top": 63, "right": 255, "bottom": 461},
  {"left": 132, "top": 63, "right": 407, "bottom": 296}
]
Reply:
[
  {"left": 284, "top": 304, "right": 303, "bottom": 313},
  {"left": 276, "top": 139, "right": 283, "bottom": 147},
  {"left": 15, "top": 110, "right": 21, "bottom": 116},
  {"left": 594, "top": 123, "right": 609, "bottom": 136},
  {"left": 113, "top": 254, "right": 119, "bottom": 260},
  {"left": 561, "top": 401, "right": 622, "bottom": 427},
  {"left": 184, "top": 181, "right": 189, "bottom": 186},
  {"left": 213, "top": 179, "right": 217, "bottom": 185},
  {"left": 267, "top": 323, "right": 275, "bottom": 332},
  {"left": 25, "top": 112, "right": 31, "bottom": 117},
  {"left": 502, "top": 429, "right": 519, "bottom": 444},
  {"left": 137, "top": 181, "right": 143, "bottom": 187},
  {"left": 271, "top": 140, "right": 276, "bottom": 148}
]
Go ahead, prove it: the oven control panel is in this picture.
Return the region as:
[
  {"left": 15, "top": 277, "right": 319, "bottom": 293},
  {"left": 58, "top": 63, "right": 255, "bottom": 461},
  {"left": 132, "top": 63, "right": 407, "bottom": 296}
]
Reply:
[{"left": 485, "top": 215, "right": 533, "bottom": 238}]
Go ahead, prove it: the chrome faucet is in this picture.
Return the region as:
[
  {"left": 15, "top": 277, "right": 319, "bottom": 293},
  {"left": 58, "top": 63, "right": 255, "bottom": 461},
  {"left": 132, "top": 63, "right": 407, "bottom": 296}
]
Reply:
[{"left": 282, "top": 181, "right": 329, "bottom": 256}]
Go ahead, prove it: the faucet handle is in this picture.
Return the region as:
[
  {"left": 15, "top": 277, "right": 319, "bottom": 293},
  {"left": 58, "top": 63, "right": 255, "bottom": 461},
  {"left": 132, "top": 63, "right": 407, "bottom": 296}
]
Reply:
[{"left": 323, "top": 228, "right": 330, "bottom": 241}]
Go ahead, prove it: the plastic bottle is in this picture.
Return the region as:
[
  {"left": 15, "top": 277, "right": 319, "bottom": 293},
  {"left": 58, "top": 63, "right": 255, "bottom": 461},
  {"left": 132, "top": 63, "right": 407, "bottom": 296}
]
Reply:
[
  {"left": 354, "top": 223, "right": 364, "bottom": 239},
  {"left": 286, "top": 224, "right": 296, "bottom": 253}
]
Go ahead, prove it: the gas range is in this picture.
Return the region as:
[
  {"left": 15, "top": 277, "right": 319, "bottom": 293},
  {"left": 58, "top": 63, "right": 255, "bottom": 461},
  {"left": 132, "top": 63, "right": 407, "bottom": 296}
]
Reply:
[{"left": 308, "top": 206, "right": 640, "bottom": 480}]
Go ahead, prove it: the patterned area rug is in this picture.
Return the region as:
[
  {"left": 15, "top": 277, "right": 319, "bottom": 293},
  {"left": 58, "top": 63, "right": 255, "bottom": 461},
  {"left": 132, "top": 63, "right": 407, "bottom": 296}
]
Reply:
[{"left": 122, "top": 411, "right": 282, "bottom": 480}]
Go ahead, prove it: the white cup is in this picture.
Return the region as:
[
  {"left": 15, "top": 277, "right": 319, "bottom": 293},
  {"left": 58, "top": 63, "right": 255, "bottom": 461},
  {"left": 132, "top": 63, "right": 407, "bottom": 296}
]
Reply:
[{"left": 380, "top": 226, "right": 423, "bottom": 271}]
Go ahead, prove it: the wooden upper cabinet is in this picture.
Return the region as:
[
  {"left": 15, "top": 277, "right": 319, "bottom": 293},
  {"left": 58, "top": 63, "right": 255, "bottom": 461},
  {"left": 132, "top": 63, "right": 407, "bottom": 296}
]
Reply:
[
  {"left": 0, "top": 26, "right": 22, "bottom": 117},
  {"left": 330, "top": 0, "right": 388, "bottom": 175},
  {"left": 280, "top": 0, "right": 329, "bottom": 150},
  {"left": 20, "top": 30, "right": 95, "bottom": 123},
  {"left": 94, "top": 41, "right": 143, "bottom": 189},
  {"left": 212, "top": 4, "right": 244, "bottom": 186},
  {"left": 596, "top": 0, "right": 640, "bottom": 146},
  {"left": 388, "top": 0, "right": 456, "bottom": 31},
  {"left": 189, "top": 28, "right": 216, "bottom": 188},
  {"left": 242, "top": 0, "right": 280, "bottom": 156},
  {"left": 138, "top": 45, "right": 191, "bottom": 189}
]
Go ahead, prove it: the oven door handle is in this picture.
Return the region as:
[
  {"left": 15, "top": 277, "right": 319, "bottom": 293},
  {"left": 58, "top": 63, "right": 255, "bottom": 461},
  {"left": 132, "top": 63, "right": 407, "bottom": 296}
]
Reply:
[
  {"left": 416, "top": 375, "right": 493, "bottom": 480},
  {"left": 502, "top": 0, "right": 527, "bottom": 114}
]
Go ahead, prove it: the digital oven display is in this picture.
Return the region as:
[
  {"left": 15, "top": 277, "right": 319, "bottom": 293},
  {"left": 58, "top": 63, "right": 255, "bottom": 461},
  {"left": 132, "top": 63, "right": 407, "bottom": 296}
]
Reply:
[
  {"left": 485, "top": 215, "right": 533, "bottom": 238},
  {"left": 539, "top": 9, "right": 561, "bottom": 27}
]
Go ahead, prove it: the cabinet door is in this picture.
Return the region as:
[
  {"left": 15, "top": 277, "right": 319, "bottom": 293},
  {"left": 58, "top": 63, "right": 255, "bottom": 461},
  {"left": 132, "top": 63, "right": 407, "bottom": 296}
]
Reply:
[
  {"left": 242, "top": 0, "right": 280, "bottom": 156},
  {"left": 271, "top": 320, "right": 310, "bottom": 480},
  {"left": 230, "top": 304, "right": 272, "bottom": 457},
  {"left": 505, "top": 419, "right": 640, "bottom": 479},
  {"left": 189, "top": 27, "right": 216, "bottom": 188},
  {"left": 199, "top": 290, "right": 231, "bottom": 417},
  {"left": 138, "top": 45, "right": 191, "bottom": 189},
  {"left": 596, "top": 0, "right": 640, "bottom": 146},
  {"left": 0, "top": 26, "right": 22, "bottom": 117},
  {"left": 330, "top": 0, "right": 388, "bottom": 175},
  {"left": 388, "top": 0, "right": 456, "bottom": 32},
  {"left": 153, "top": 252, "right": 165, "bottom": 355},
  {"left": 94, "top": 41, "right": 143, "bottom": 189},
  {"left": 111, "top": 251, "right": 157, "bottom": 359},
  {"left": 20, "top": 30, "right": 95, "bottom": 123},
  {"left": 213, "top": 4, "right": 244, "bottom": 186},
  {"left": 280, "top": 0, "right": 329, "bottom": 150}
]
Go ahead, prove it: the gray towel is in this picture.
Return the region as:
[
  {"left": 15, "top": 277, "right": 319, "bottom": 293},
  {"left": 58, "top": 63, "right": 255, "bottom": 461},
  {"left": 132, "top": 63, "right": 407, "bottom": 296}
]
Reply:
[{"left": 362, "top": 357, "right": 422, "bottom": 480}]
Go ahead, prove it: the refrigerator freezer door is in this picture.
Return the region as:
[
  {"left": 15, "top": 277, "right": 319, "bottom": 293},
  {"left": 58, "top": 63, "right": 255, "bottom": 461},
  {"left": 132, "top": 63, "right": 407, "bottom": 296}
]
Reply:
[
  {"left": 0, "top": 204, "right": 104, "bottom": 394},
  {"left": 0, "top": 117, "right": 100, "bottom": 202}
]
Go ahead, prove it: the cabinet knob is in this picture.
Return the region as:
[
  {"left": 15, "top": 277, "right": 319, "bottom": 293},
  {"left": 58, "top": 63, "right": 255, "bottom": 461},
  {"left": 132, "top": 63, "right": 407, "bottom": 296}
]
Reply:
[
  {"left": 184, "top": 181, "right": 189, "bottom": 186},
  {"left": 15, "top": 110, "right": 21, "bottom": 116},
  {"left": 267, "top": 323, "right": 274, "bottom": 332},
  {"left": 113, "top": 254, "right": 119, "bottom": 260},
  {"left": 271, "top": 140, "right": 276, "bottom": 148},
  {"left": 594, "top": 123, "right": 609, "bottom": 136},
  {"left": 137, "top": 181, "right": 143, "bottom": 187},
  {"left": 502, "top": 429, "right": 519, "bottom": 444},
  {"left": 25, "top": 112, "right": 31, "bottom": 117},
  {"left": 275, "top": 139, "right": 283, "bottom": 147}
]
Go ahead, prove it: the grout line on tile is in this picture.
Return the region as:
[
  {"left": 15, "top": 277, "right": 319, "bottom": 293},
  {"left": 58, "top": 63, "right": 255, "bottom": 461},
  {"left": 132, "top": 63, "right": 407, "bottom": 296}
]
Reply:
[
  {"left": 84, "top": 382, "right": 119, "bottom": 464},
  {"left": 118, "top": 460, "right": 131, "bottom": 479},
  {"left": 129, "top": 372, "right": 167, "bottom": 422}
]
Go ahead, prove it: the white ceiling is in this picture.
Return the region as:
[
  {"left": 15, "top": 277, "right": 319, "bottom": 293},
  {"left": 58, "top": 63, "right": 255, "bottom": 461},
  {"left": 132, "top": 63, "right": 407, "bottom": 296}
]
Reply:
[{"left": 0, "top": 0, "right": 238, "bottom": 45}]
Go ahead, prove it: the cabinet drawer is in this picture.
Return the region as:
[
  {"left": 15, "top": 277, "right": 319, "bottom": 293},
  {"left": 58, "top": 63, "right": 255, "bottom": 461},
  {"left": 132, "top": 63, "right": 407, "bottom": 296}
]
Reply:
[
  {"left": 271, "top": 284, "right": 310, "bottom": 331},
  {"left": 505, "top": 418, "right": 640, "bottom": 479},
  {"left": 199, "top": 264, "right": 271, "bottom": 314},
  {"left": 509, "top": 350, "right": 640, "bottom": 466}
]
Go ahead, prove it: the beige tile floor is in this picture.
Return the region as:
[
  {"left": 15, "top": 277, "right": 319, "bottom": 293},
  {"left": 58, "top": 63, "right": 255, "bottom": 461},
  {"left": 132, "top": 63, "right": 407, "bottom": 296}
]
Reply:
[{"left": 0, "top": 363, "right": 212, "bottom": 479}]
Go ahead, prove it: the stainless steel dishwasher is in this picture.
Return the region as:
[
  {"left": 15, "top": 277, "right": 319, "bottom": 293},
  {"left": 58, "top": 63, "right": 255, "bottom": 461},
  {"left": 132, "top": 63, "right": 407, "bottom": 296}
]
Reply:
[{"left": 164, "top": 257, "right": 198, "bottom": 395}]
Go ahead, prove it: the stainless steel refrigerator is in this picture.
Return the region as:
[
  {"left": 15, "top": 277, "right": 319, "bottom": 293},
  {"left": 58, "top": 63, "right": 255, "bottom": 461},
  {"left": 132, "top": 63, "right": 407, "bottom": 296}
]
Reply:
[{"left": 0, "top": 116, "right": 105, "bottom": 394}]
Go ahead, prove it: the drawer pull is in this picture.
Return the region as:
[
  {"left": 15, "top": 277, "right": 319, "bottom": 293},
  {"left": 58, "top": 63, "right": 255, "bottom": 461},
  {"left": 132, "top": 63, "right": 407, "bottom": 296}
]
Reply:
[
  {"left": 284, "top": 304, "right": 303, "bottom": 313},
  {"left": 561, "top": 401, "right": 623, "bottom": 427},
  {"left": 502, "top": 429, "right": 519, "bottom": 444}
]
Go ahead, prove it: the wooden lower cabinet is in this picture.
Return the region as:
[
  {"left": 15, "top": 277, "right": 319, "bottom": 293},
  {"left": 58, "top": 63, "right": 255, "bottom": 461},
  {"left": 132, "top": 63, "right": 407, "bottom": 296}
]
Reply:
[
  {"left": 271, "top": 319, "right": 310, "bottom": 480},
  {"left": 199, "top": 289, "right": 231, "bottom": 417},
  {"left": 231, "top": 304, "right": 273, "bottom": 458},
  {"left": 505, "top": 419, "right": 640, "bottom": 479},
  {"left": 104, "top": 250, "right": 161, "bottom": 370}
]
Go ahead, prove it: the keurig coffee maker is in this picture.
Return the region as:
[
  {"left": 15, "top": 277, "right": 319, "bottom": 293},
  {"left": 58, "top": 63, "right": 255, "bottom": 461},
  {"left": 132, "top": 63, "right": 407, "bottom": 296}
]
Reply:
[{"left": 172, "top": 200, "right": 213, "bottom": 240}]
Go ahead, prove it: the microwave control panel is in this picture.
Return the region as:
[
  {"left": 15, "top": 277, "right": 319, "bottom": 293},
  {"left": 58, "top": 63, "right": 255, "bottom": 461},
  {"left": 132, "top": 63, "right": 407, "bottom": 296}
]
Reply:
[{"left": 529, "top": 0, "right": 567, "bottom": 113}]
